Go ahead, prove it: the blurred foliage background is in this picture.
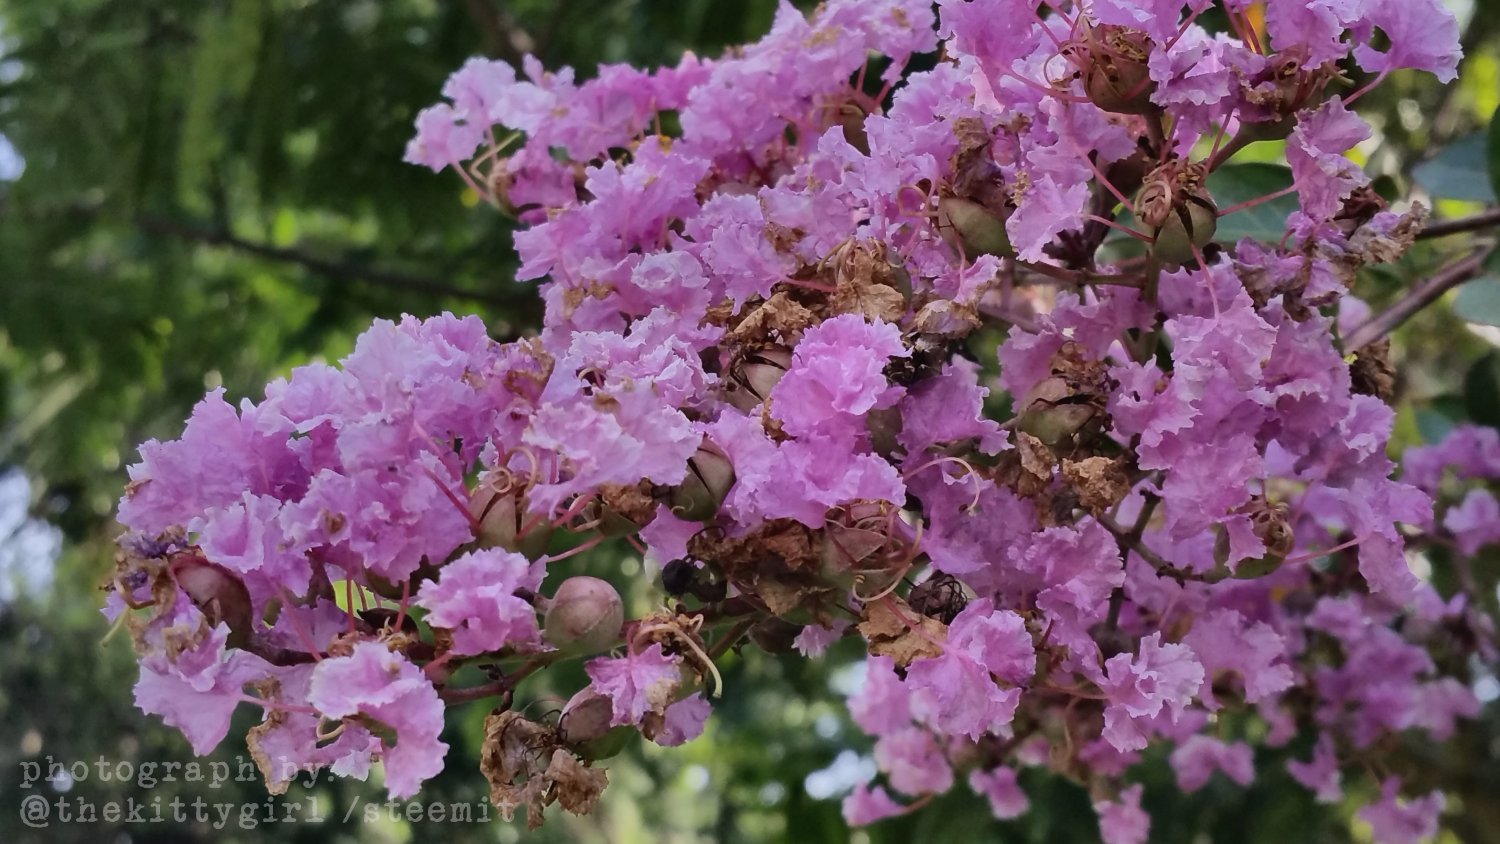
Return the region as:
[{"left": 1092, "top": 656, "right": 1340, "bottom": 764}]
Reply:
[{"left": 1, "top": 1, "right": 1498, "bottom": 842}]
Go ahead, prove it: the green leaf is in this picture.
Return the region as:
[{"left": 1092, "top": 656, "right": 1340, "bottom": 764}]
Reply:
[
  {"left": 1466, "top": 353, "right": 1500, "bottom": 429},
  {"left": 1453, "top": 276, "right": 1500, "bottom": 326},
  {"left": 1413, "top": 133, "right": 1498, "bottom": 203},
  {"left": 1416, "top": 400, "right": 1466, "bottom": 444},
  {"left": 1207, "top": 163, "right": 1299, "bottom": 244},
  {"left": 1489, "top": 106, "right": 1500, "bottom": 208}
]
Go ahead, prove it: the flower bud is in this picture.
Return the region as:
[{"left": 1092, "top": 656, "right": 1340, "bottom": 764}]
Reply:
[
  {"left": 543, "top": 576, "right": 625, "bottom": 655},
  {"left": 470, "top": 472, "right": 553, "bottom": 559},
  {"left": 669, "top": 446, "right": 736, "bottom": 522},
  {"left": 559, "top": 688, "right": 632, "bottom": 760},
  {"left": 725, "top": 348, "right": 793, "bottom": 412},
  {"left": 938, "top": 196, "right": 1014, "bottom": 259},
  {"left": 169, "top": 555, "right": 253, "bottom": 648}
]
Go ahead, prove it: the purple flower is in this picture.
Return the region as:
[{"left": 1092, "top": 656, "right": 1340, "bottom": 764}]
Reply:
[
  {"left": 654, "top": 694, "right": 712, "bottom": 746},
  {"left": 583, "top": 643, "right": 684, "bottom": 727},
  {"left": 1094, "top": 784, "right": 1150, "bottom": 844},
  {"left": 1287, "top": 734, "right": 1342, "bottom": 803},
  {"left": 772, "top": 315, "right": 908, "bottom": 440},
  {"left": 1288, "top": 99, "right": 1372, "bottom": 221},
  {"left": 1356, "top": 778, "right": 1445, "bottom": 844},
  {"left": 402, "top": 104, "right": 486, "bottom": 172},
  {"left": 1183, "top": 609, "right": 1294, "bottom": 709},
  {"left": 1443, "top": 489, "right": 1500, "bottom": 555},
  {"left": 906, "top": 646, "right": 1022, "bottom": 740},
  {"left": 1352, "top": 0, "right": 1462, "bottom": 83},
  {"left": 874, "top": 727, "right": 954, "bottom": 796},
  {"left": 1100, "top": 633, "right": 1204, "bottom": 752},
  {"left": 308, "top": 643, "right": 449, "bottom": 799},
  {"left": 945, "top": 598, "right": 1036, "bottom": 684},
  {"left": 134, "top": 621, "right": 269, "bottom": 756},
  {"left": 842, "top": 782, "right": 907, "bottom": 826},
  {"left": 849, "top": 655, "right": 915, "bottom": 737},
  {"left": 415, "top": 549, "right": 545, "bottom": 656},
  {"left": 1169, "top": 735, "right": 1255, "bottom": 792},
  {"left": 969, "top": 766, "right": 1029, "bottom": 820}
]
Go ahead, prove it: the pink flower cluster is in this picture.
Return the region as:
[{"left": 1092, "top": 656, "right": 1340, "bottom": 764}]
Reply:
[{"left": 111, "top": 0, "right": 1490, "bottom": 839}]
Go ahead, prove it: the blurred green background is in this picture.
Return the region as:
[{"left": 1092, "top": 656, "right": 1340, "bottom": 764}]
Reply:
[{"left": 1, "top": 1, "right": 1498, "bottom": 842}]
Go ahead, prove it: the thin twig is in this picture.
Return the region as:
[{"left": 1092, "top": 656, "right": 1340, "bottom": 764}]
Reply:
[
  {"left": 1344, "top": 248, "right": 1494, "bottom": 351},
  {"left": 1097, "top": 512, "right": 1199, "bottom": 584}
]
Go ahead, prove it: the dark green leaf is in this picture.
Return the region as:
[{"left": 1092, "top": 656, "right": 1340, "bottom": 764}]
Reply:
[
  {"left": 1417, "top": 396, "right": 1469, "bottom": 444},
  {"left": 1466, "top": 353, "right": 1500, "bottom": 429},
  {"left": 1207, "top": 163, "right": 1299, "bottom": 244},
  {"left": 1488, "top": 105, "right": 1500, "bottom": 207},
  {"left": 1453, "top": 276, "right": 1500, "bottom": 326},
  {"left": 1413, "top": 133, "right": 1498, "bottom": 203}
]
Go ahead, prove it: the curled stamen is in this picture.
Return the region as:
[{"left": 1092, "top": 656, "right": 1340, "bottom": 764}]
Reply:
[
  {"left": 904, "top": 455, "right": 986, "bottom": 512},
  {"left": 633, "top": 619, "right": 723, "bottom": 697},
  {"left": 540, "top": 533, "right": 609, "bottom": 565},
  {"left": 851, "top": 561, "right": 914, "bottom": 603},
  {"left": 315, "top": 718, "right": 348, "bottom": 743}
]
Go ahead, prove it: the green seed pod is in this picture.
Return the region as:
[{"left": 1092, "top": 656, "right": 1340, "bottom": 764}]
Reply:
[
  {"left": 669, "top": 446, "right": 736, "bottom": 522},
  {"left": 725, "top": 347, "right": 793, "bottom": 412},
  {"left": 939, "top": 196, "right": 1015, "bottom": 258},
  {"left": 1082, "top": 25, "right": 1157, "bottom": 115},
  {"left": 1150, "top": 197, "right": 1218, "bottom": 267},
  {"left": 1017, "top": 376, "right": 1100, "bottom": 447}
]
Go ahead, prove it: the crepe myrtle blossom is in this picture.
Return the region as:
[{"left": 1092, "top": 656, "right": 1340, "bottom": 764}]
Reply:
[{"left": 107, "top": 0, "right": 1487, "bottom": 838}]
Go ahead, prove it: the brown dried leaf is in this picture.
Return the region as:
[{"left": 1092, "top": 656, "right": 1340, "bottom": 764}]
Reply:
[
  {"left": 996, "top": 432, "right": 1056, "bottom": 498},
  {"left": 833, "top": 281, "right": 906, "bottom": 322},
  {"left": 544, "top": 749, "right": 609, "bottom": 818},
  {"left": 728, "top": 292, "right": 818, "bottom": 344},
  {"left": 1349, "top": 339, "right": 1396, "bottom": 401},
  {"left": 480, "top": 711, "right": 556, "bottom": 829},
  {"left": 757, "top": 576, "right": 820, "bottom": 617},
  {"left": 1061, "top": 457, "right": 1132, "bottom": 516},
  {"left": 912, "top": 299, "right": 981, "bottom": 336},
  {"left": 1350, "top": 202, "right": 1427, "bottom": 265},
  {"left": 761, "top": 522, "right": 820, "bottom": 571},
  {"left": 858, "top": 596, "right": 947, "bottom": 667},
  {"left": 598, "top": 481, "right": 656, "bottom": 527}
]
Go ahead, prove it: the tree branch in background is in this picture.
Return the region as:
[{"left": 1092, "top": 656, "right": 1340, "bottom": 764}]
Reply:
[
  {"left": 133, "top": 214, "right": 517, "bottom": 309},
  {"left": 461, "top": 0, "right": 533, "bottom": 66},
  {"left": 1345, "top": 248, "right": 1494, "bottom": 352},
  {"left": 1416, "top": 208, "right": 1500, "bottom": 240}
]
